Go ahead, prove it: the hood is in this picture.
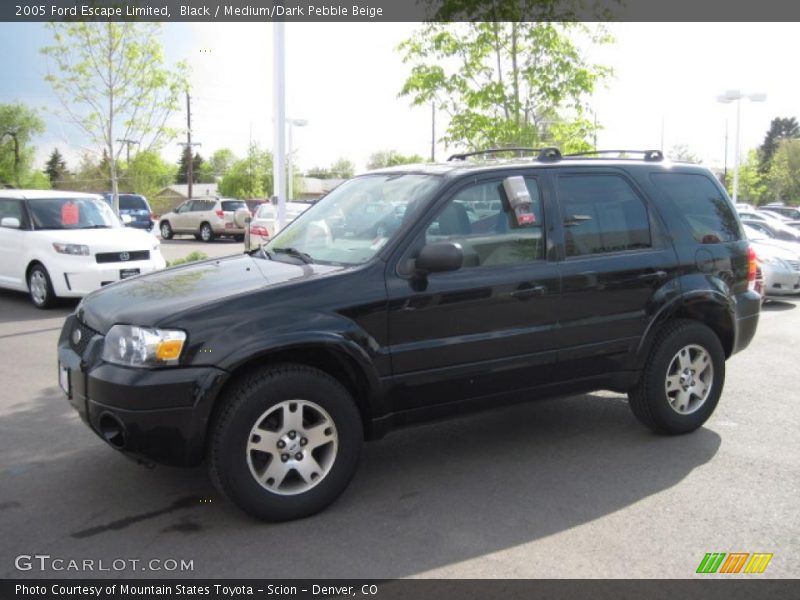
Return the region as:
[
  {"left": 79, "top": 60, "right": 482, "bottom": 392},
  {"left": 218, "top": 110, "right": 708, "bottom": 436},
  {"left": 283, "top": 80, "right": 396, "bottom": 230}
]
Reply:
[{"left": 78, "top": 253, "right": 343, "bottom": 333}]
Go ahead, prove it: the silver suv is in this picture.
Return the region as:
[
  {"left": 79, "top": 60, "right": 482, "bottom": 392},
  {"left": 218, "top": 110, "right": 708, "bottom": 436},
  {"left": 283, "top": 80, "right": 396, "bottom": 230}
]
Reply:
[{"left": 158, "top": 197, "right": 250, "bottom": 242}]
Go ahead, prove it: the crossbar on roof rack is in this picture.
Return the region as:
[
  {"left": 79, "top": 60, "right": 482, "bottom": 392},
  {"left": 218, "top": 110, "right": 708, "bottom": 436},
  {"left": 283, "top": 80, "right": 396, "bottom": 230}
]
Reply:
[
  {"left": 447, "top": 147, "right": 562, "bottom": 161},
  {"left": 564, "top": 150, "right": 664, "bottom": 161}
]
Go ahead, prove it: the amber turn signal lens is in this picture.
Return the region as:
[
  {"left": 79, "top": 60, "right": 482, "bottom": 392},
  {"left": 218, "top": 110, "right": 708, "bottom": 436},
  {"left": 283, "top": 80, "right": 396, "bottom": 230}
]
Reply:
[{"left": 156, "top": 339, "right": 184, "bottom": 361}]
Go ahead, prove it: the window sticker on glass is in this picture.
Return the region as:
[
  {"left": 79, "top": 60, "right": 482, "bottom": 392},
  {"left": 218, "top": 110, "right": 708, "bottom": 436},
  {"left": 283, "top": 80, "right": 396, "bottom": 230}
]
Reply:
[{"left": 61, "top": 202, "right": 79, "bottom": 225}]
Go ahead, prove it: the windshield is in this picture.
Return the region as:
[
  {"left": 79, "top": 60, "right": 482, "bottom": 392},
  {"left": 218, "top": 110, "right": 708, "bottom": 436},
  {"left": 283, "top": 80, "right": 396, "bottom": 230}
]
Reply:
[
  {"left": 264, "top": 173, "right": 441, "bottom": 265},
  {"left": 29, "top": 197, "right": 122, "bottom": 230}
]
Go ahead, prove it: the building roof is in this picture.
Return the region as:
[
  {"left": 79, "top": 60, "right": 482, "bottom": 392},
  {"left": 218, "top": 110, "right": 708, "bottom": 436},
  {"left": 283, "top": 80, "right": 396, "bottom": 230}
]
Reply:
[{"left": 155, "top": 183, "right": 218, "bottom": 198}]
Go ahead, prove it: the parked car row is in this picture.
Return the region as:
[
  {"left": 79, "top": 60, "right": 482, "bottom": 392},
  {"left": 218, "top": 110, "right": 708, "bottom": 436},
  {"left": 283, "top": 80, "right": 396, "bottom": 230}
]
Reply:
[{"left": 737, "top": 206, "right": 800, "bottom": 299}]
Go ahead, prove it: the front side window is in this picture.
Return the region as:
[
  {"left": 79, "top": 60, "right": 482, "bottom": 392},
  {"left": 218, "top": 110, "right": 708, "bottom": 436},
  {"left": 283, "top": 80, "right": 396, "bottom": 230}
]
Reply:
[
  {"left": 27, "top": 197, "right": 121, "bottom": 230},
  {"left": 265, "top": 173, "right": 441, "bottom": 265},
  {"left": 651, "top": 173, "right": 741, "bottom": 244},
  {"left": 557, "top": 174, "right": 651, "bottom": 257},
  {"left": 424, "top": 178, "right": 545, "bottom": 268},
  {"left": 0, "top": 198, "right": 24, "bottom": 223}
]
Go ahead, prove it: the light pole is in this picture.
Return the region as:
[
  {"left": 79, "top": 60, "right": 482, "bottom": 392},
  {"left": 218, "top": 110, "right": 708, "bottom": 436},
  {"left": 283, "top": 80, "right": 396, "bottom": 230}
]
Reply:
[
  {"left": 273, "top": 22, "right": 287, "bottom": 231},
  {"left": 286, "top": 118, "right": 308, "bottom": 201},
  {"left": 717, "top": 90, "right": 767, "bottom": 203}
]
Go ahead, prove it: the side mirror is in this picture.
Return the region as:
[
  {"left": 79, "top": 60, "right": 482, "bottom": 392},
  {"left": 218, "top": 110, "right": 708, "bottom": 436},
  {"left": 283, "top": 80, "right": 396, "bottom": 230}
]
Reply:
[
  {"left": 1, "top": 217, "right": 20, "bottom": 229},
  {"left": 415, "top": 242, "right": 463, "bottom": 274},
  {"left": 120, "top": 214, "right": 133, "bottom": 224}
]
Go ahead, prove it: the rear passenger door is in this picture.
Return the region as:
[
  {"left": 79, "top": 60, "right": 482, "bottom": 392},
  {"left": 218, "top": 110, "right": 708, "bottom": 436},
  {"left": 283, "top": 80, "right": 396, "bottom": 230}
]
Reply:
[
  {"left": 552, "top": 170, "right": 680, "bottom": 376},
  {"left": 385, "top": 173, "right": 562, "bottom": 411}
]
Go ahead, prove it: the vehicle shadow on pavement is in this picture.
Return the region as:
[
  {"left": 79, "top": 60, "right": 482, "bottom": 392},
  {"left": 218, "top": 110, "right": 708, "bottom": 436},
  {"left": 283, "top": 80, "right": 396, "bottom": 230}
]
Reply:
[
  {"left": 0, "top": 289, "right": 77, "bottom": 325},
  {"left": 761, "top": 299, "right": 798, "bottom": 312},
  {"left": 0, "top": 387, "right": 720, "bottom": 579}
]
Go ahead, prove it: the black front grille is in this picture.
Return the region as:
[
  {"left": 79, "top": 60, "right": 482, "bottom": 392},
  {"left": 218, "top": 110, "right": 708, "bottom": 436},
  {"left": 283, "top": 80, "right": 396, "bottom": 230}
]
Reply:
[
  {"left": 95, "top": 250, "right": 150, "bottom": 264},
  {"left": 71, "top": 320, "right": 99, "bottom": 356}
]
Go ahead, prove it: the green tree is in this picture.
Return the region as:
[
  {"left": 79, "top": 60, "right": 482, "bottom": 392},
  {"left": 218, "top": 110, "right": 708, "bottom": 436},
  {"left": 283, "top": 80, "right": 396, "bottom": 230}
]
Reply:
[
  {"left": 0, "top": 103, "right": 46, "bottom": 187},
  {"left": 44, "top": 148, "right": 69, "bottom": 187},
  {"left": 367, "top": 150, "right": 426, "bottom": 170},
  {"left": 41, "top": 22, "right": 188, "bottom": 213},
  {"left": 209, "top": 148, "right": 237, "bottom": 178},
  {"left": 176, "top": 147, "right": 208, "bottom": 184},
  {"left": 398, "top": 22, "right": 612, "bottom": 151},
  {"left": 759, "top": 117, "right": 799, "bottom": 173},
  {"left": 219, "top": 143, "right": 274, "bottom": 199},
  {"left": 727, "top": 149, "right": 766, "bottom": 205},
  {"left": 329, "top": 157, "right": 356, "bottom": 178},
  {"left": 307, "top": 157, "right": 355, "bottom": 179},
  {"left": 65, "top": 152, "right": 111, "bottom": 192},
  {"left": 766, "top": 138, "right": 800, "bottom": 204},
  {"left": 125, "top": 150, "right": 175, "bottom": 201},
  {"left": 668, "top": 144, "right": 700, "bottom": 163}
]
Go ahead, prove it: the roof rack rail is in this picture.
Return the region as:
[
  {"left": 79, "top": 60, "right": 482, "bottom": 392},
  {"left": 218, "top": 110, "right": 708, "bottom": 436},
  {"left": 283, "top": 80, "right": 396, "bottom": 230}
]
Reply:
[
  {"left": 564, "top": 149, "right": 664, "bottom": 161},
  {"left": 447, "top": 147, "right": 562, "bottom": 161}
]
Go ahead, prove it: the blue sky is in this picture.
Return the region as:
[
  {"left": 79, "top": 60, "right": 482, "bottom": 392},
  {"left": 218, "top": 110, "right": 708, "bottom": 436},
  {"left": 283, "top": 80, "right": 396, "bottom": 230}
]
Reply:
[{"left": 1, "top": 22, "right": 797, "bottom": 174}]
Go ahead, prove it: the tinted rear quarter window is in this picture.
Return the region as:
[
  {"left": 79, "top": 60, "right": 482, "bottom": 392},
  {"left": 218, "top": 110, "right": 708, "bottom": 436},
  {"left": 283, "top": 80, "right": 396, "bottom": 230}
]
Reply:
[
  {"left": 222, "top": 201, "right": 247, "bottom": 212},
  {"left": 651, "top": 173, "right": 741, "bottom": 243},
  {"left": 556, "top": 174, "right": 651, "bottom": 257},
  {"left": 118, "top": 195, "right": 148, "bottom": 211}
]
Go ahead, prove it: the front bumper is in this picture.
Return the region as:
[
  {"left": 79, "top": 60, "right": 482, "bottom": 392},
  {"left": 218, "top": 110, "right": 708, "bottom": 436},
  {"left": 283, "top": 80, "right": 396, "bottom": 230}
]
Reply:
[
  {"left": 761, "top": 263, "right": 800, "bottom": 296},
  {"left": 58, "top": 315, "right": 227, "bottom": 466},
  {"left": 53, "top": 255, "right": 167, "bottom": 297}
]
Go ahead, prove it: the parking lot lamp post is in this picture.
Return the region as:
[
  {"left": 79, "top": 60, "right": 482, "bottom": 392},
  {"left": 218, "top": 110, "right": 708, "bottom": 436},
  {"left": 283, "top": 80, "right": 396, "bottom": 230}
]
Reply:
[
  {"left": 717, "top": 90, "right": 767, "bottom": 203},
  {"left": 287, "top": 118, "right": 308, "bottom": 201},
  {"left": 273, "top": 22, "right": 287, "bottom": 232}
]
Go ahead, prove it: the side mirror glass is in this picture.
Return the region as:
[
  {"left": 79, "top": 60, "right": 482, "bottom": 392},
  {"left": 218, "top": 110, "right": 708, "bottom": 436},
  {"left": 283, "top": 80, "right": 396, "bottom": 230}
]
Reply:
[
  {"left": 415, "top": 242, "right": 463, "bottom": 274},
  {"left": 1, "top": 217, "right": 21, "bottom": 229}
]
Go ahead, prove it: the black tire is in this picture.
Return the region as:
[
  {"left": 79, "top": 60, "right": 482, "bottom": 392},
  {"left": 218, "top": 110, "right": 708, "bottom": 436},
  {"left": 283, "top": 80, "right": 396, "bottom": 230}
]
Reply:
[
  {"left": 628, "top": 319, "right": 725, "bottom": 435},
  {"left": 209, "top": 364, "right": 363, "bottom": 521},
  {"left": 160, "top": 221, "right": 173, "bottom": 240},
  {"left": 28, "top": 263, "right": 57, "bottom": 309},
  {"left": 200, "top": 222, "right": 214, "bottom": 243}
]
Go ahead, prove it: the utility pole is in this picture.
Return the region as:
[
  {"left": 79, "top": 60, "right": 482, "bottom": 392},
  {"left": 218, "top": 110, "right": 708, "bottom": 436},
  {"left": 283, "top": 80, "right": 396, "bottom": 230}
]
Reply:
[
  {"left": 431, "top": 101, "right": 436, "bottom": 162},
  {"left": 116, "top": 139, "right": 139, "bottom": 165},
  {"left": 178, "top": 91, "right": 201, "bottom": 199}
]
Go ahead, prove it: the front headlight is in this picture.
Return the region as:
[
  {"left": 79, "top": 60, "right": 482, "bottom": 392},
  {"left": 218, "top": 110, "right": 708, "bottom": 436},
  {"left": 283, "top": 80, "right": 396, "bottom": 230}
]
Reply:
[
  {"left": 103, "top": 325, "right": 186, "bottom": 367},
  {"left": 53, "top": 242, "right": 89, "bottom": 256}
]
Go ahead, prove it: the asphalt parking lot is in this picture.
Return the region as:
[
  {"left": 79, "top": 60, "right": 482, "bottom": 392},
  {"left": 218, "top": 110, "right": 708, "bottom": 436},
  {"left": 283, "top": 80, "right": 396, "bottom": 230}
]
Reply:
[{"left": 0, "top": 284, "right": 798, "bottom": 579}]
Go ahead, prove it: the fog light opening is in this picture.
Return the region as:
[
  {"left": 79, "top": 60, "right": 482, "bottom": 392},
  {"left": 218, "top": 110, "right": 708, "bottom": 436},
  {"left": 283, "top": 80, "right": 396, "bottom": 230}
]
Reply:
[{"left": 99, "top": 414, "right": 126, "bottom": 449}]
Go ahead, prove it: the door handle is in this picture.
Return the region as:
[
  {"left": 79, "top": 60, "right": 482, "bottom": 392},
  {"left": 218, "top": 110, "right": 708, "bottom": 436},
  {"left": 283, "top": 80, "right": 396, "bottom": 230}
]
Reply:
[
  {"left": 638, "top": 270, "right": 667, "bottom": 282},
  {"left": 511, "top": 285, "right": 547, "bottom": 300}
]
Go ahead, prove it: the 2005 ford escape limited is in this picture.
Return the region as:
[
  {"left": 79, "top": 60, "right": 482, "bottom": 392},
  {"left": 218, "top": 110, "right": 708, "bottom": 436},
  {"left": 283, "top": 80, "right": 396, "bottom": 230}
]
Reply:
[{"left": 58, "top": 149, "right": 760, "bottom": 520}]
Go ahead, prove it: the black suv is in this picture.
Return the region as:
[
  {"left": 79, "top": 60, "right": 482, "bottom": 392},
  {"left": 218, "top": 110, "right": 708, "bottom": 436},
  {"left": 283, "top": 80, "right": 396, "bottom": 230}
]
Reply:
[{"left": 58, "top": 149, "right": 760, "bottom": 520}]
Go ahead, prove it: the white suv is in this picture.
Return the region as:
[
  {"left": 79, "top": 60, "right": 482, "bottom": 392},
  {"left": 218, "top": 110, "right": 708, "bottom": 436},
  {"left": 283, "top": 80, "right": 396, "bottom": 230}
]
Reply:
[
  {"left": 0, "top": 190, "right": 166, "bottom": 308},
  {"left": 158, "top": 197, "right": 250, "bottom": 242}
]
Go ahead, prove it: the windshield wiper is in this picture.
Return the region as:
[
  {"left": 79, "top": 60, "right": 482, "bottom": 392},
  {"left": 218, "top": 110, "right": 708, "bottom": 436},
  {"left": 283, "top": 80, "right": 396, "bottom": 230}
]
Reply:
[
  {"left": 79, "top": 224, "right": 112, "bottom": 229},
  {"left": 259, "top": 244, "right": 273, "bottom": 260},
  {"left": 273, "top": 247, "right": 313, "bottom": 264}
]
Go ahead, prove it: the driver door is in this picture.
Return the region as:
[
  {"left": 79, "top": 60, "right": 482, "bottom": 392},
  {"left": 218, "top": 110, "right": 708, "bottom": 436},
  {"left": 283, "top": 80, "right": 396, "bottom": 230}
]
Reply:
[
  {"left": 172, "top": 200, "right": 193, "bottom": 232},
  {"left": 385, "top": 174, "right": 562, "bottom": 411}
]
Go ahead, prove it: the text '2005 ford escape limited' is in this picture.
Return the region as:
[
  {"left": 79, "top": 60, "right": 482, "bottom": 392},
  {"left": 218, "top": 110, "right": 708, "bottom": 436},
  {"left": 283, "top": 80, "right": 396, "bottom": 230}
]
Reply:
[{"left": 58, "top": 149, "right": 760, "bottom": 520}]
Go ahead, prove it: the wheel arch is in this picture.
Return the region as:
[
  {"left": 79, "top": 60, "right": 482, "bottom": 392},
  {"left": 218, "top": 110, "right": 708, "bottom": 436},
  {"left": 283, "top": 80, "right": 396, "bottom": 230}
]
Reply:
[
  {"left": 205, "top": 341, "right": 382, "bottom": 451},
  {"left": 636, "top": 290, "right": 735, "bottom": 370}
]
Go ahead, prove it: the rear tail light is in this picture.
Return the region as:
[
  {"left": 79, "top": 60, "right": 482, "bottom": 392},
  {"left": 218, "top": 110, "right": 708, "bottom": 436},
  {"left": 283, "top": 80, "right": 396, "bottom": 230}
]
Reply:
[
  {"left": 215, "top": 209, "right": 225, "bottom": 218},
  {"left": 250, "top": 225, "right": 269, "bottom": 237},
  {"left": 747, "top": 246, "right": 758, "bottom": 291}
]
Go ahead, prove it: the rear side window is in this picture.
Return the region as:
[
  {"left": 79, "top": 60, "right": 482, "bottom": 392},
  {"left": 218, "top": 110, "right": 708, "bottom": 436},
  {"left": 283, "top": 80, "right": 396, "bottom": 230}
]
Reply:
[
  {"left": 651, "top": 173, "right": 741, "bottom": 243},
  {"left": 221, "top": 201, "right": 246, "bottom": 212},
  {"left": 118, "top": 195, "right": 148, "bottom": 211},
  {"left": 556, "top": 174, "right": 651, "bottom": 257}
]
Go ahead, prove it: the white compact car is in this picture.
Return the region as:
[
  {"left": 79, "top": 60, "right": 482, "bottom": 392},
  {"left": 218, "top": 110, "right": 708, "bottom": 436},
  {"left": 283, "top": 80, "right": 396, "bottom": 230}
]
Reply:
[
  {"left": 247, "top": 201, "right": 311, "bottom": 250},
  {"left": 0, "top": 190, "right": 166, "bottom": 308}
]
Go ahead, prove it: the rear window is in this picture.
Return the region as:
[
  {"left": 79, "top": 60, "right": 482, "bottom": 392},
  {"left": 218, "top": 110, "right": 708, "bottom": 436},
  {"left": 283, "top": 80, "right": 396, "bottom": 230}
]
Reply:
[
  {"left": 651, "top": 173, "right": 741, "bottom": 243},
  {"left": 221, "top": 201, "right": 247, "bottom": 212},
  {"left": 118, "top": 195, "right": 148, "bottom": 211}
]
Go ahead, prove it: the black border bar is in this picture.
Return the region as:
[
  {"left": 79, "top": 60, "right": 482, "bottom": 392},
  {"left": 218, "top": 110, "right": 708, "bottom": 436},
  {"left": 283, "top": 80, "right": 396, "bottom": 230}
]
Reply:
[{"left": 3, "top": 0, "right": 800, "bottom": 22}]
